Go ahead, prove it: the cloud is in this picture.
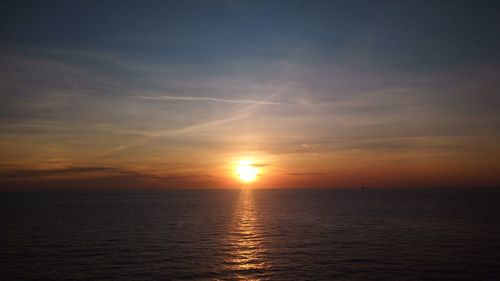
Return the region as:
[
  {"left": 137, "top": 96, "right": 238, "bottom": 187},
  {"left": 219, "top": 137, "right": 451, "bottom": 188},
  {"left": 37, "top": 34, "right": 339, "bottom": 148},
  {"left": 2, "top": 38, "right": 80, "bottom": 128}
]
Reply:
[
  {"left": 133, "top": 95, "right": 281, "bottom": 105},
  {"left": 0, "top": 166, "right": 133, "bottom": 179},
  {"left": 0, "top": 165, "right": 220, "bottom": 190},
  {"left": 0, "top": 166, "right": 215, "bottom": 181},
  {"left": 287, "top": 172, "right": 326, "bottom": 176},
  {"left": 251, "top": 163, "right": 269, "bottom": 167},
  {"left": 162, "top": 174, "right": 213, "bottom": 180}
]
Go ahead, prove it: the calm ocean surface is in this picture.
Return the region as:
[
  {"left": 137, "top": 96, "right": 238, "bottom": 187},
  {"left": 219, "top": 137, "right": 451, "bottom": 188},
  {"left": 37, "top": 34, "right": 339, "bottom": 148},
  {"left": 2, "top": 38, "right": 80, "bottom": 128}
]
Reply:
[{"left": 1, "top": 188, "right": 500, "bottom": 280}]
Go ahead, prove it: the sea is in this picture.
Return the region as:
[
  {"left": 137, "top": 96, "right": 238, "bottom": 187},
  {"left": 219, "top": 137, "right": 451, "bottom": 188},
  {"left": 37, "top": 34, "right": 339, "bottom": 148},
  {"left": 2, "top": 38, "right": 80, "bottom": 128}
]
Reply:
[{"left": 1, "top": 188, "right": 500, "bottom": 280}]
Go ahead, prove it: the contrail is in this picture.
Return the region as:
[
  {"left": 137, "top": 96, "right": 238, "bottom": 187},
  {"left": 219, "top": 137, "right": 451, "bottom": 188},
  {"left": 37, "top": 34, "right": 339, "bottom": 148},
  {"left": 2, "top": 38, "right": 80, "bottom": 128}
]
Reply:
[{"left": 133, "top": 95, "right": 280, "bottom": 105}]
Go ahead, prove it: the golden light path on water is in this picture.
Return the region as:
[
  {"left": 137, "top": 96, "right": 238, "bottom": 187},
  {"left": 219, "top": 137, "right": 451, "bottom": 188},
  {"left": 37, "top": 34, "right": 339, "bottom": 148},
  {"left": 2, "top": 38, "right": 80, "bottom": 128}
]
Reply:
[{"left": 224, "top": 189, "right": 269, "bottom": 280}]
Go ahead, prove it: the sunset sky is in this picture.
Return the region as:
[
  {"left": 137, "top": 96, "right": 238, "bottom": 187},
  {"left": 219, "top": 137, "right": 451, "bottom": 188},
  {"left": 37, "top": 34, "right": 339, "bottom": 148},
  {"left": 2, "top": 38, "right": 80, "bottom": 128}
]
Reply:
[{"left": 1, "top": 0, "right": 499, "bottom": 189}]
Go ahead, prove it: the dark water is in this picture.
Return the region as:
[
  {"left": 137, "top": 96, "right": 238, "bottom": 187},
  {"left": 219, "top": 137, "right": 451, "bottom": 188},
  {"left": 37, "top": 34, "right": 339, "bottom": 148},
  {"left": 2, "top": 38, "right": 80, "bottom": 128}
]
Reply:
[{"left": 1, "top": 188, "right": 500, "bottom": 280}]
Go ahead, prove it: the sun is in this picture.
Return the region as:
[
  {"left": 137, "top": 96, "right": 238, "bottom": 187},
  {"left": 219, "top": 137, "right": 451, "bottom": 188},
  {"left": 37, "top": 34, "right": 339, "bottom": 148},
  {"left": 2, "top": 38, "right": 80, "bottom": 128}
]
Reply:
[{"left": 236, "top": 159, "right": 259, "bottom": 183}]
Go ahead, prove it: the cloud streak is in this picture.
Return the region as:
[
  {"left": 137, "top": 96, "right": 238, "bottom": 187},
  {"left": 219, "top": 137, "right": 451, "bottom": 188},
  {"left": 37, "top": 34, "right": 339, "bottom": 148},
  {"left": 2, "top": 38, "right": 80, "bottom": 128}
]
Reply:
[
  {"left": 0, "top": 166, "right": 127, "bottom": 179},
  {"left": 287, "top": 172, "right": 326, "bottom": 176},
  {"left": 0, "top": 166, "right": 214, "bottom": 181},
  {"left": 133, "top": 95, "right": 281, "bottom": 105}
]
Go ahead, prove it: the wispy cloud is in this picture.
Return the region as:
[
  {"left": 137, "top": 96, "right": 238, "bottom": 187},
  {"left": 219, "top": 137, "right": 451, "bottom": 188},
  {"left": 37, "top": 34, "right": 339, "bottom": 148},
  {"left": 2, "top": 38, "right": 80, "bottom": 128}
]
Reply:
[
  {"left": 133, "top": 95, "right": 281, "bottom": 105},
  {"left": 0, "top": 166, "right": 214, "bottom": 181},
  {"left": 0, "top": 166, "right": 126, "bottom": 178},
  {"left": 101, "top": 113, "right": 249, "bottom": 155},
  {"left": 0, "top": 165, "right": 222, "bottom": 190},
  {"left": 287, "top": 172, "right": 326, "bottom": 176},
  {"left": 103, "top": 86, "right": 288, "bottom": 155}
]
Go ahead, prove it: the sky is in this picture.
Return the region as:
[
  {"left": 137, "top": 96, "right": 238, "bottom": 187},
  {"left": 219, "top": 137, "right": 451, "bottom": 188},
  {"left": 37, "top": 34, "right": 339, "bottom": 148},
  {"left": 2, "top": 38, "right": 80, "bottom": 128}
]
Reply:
[{"left": 1, "top": 0, "right": 499, "bottom": 189}]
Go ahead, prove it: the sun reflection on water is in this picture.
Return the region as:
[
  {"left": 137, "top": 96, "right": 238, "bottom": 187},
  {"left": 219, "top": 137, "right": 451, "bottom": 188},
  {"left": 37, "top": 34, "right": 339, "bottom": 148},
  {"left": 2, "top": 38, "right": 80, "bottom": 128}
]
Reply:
[{"left": 225, "top": 189, "right": 269, "bottom": 280}]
